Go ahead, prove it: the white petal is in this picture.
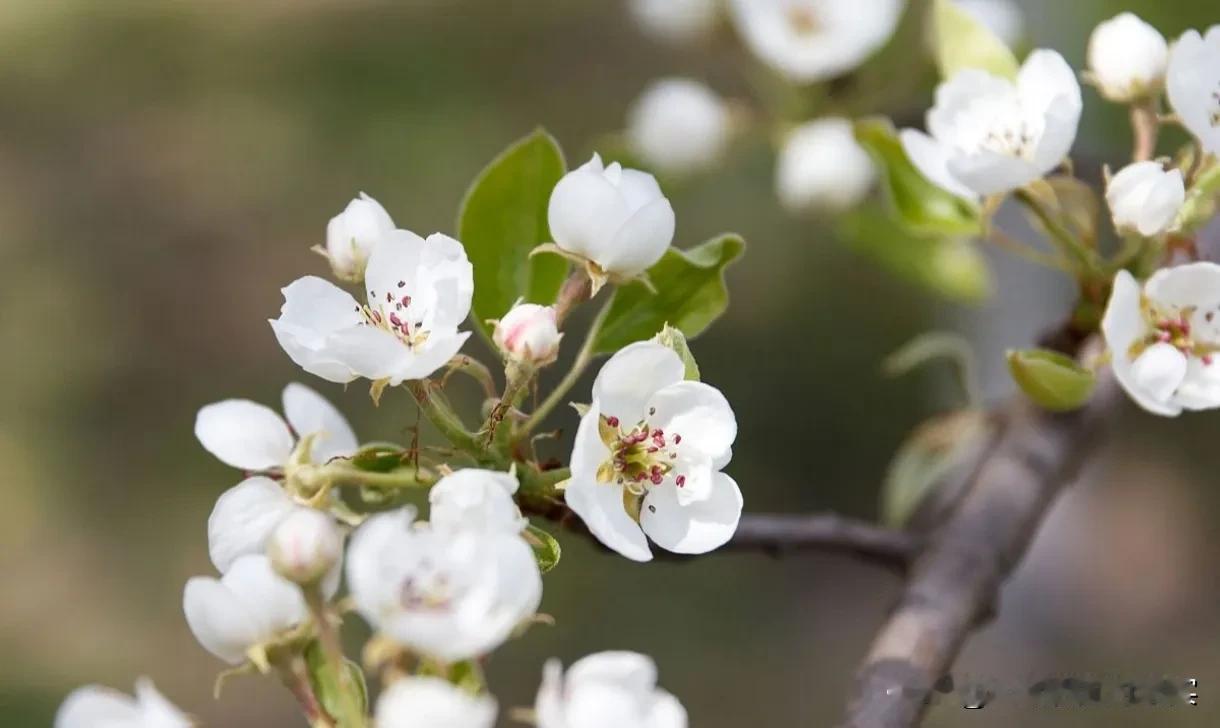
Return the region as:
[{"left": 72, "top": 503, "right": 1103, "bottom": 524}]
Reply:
[
  {"left": 548, "top": 161, "right": 632, "bottom": 260},
  {"left": 183, "top": 576, "right": 262, "bottom": 664},
  {"left": 221, "top": 554, "right": 310, "bottom": 638},
  {"left": 393, "top": 331, "right": 472, "bottom": 384},
  {"left": 1174, "top": 357, "right": 1220, "bottom": 411},
  {"left": 324, "top": 325, "right": 413, "bottom": 381},
  {"left": 1103, "top": 271, "right": 1181, "bottom": 416},
  {"left": 570, "top": 402, "right": 612, "bottom": 480},
  {"left": 375, "top": 677, "right": 498, "bottom": 728},
  {"left": 535, "top": 660, "right": 566, "bottom": 728},
  {"left": 567, "top": 651, "right": 658, "bottom": 695},
  {"left": 1130, "top": 342, "right": 1189, "bottom": 404},
  {"left": 641, "top": 472, "right": 742, "bottom": 555},
  {"left": 418, "top": 233, "right": 475, "bottom": 331},
  {"left": 947, "top": 149, "right": 1041, "bottom": 196},
  {"left": 1017, "top": 49, "right": 1082, "bottom": 132},
  {"left": 647, "top": 691, "right": 689, "bottom": 728},
  {"left": 195, "top": 400, "right": 293, "bottom": 470},
  {"left": 565, "top": 477, "right": 652, "bottom": 562},
  {"left": 270, "top": 319, "right": 362, "bottom": 384},
  {"left": 645, "top": 381, "right": 736, "bottom": 463},
  {"left": 1144, "top": 261, "right": 1220, "bottom": 308},
  {"left": 271, "top": 276, "right": 365, "bottom": 383},
  {"left": 599, "top": 198, "right": 675, "bottom": 278},
  {"left": 926, "top": 70, "right": 1014, "bottom": 143},
  {"left": 208, "top": 477, "right": 297, "bottom": 573},
  {"left": 898, "top": 129, "right": 978, "bottom": 201},
  {"left": 55, "top": 686, "right": 141, "bottom": 728},
  {"left": 1167, "top": 27, "right": 1220, "bottom": 154},
  {"left": 364, "top": 229, "right": 427, "bottom": 309},
  {"left": 282, "top": 383, "right": 358, "bottom": 463},
  {"left": 429, "top": 468, "right": 525, "bottom": 534},
  {"left": 133, "top": 678, "right": 192, "bottom": 727},
  {"left": 346, "top": 509, "right": 416, "bottom": 627},
  {"left": 591, "top": 342, "right": 685, "bottom": 424}
]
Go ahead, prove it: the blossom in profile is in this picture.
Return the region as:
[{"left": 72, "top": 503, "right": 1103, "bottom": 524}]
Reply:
[
  {"left": 55, "top": 678, "right": 191, "bottom": 728},
  {"left": 536, "top": 651, "right": 687, "bottom": 728}
]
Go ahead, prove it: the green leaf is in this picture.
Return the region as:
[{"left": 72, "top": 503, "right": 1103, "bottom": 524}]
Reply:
[
  {"left": 1006, "top": 348, "right": 1096, "bottom": 411},
  {"left": 854, "top": 119, "right": 982, "bottom": 237},
  {"left": 592, "top": 234, "right": 745, "bottom": 354},
  {"left": 882, "top": 411, "right": 992, "bottom": 527},
  {"left": 524, "top": 524, "right": 562, "bottom": 573},
  {"left": 838, "top": 206, "right": 991, "bottom": 303},
  {"left": 651, "top": 324, "right": 701, "bottom": 381},
  {"left": 932, "top": 0, "right": 1019, "bottom": 80},
  {"left": 883, "top": 331, "right": 980, "bottom": 406},
  {"left": 304, "top": 640, "right": 368, "bottom": 721},
  {"left": 350, "top": 443, "right": 407, "bottom": 473},
  {"left": 458, "top": 129, "right": 569, "bottom": 338}
]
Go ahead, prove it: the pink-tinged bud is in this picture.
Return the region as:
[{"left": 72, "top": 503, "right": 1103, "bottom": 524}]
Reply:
[
  {"left": 493, "top": 303, "right": 562, "bottom": 365},
  {"left": 267, "top": 508, "right": 342, "bottom": 585}
]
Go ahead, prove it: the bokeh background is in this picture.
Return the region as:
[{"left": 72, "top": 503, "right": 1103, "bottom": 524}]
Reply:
[{"left": 2, "top": 0, "right": 1219, "bottom": 725}]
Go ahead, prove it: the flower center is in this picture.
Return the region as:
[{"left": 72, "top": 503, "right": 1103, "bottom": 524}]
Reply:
[
  {"left": 981, "top": 121, "right": 1036, "bottom": 160},
  {"left": 399, "top": 564, "right": 456, "bottom": 612},
  {"left": 1131, "top": 300, "right": 1220, "bottom": 364},
  {"left": 361, "top": 280, "right": 430, "bottom": 350},
  {"left": 595, "top": 413, "right": 685, "bottom": 497}
]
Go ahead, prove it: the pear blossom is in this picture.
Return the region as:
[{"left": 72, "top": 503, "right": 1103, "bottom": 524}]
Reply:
[
  {"left": 183, "top": 554, "right": 339, "bottom": 664},
  {"left": 900, "top": 50, "right": 1082, "bottom": 199},
  {"left": 346, "top": 508, "right": 542, "bottom": 662},
  {"left": 56, "top": 678, "right": 191, "bottom": 728},
  {"left": 1167, "top": 25, "right": 1220, "bottom": 155},
  {"left": 627, "top": 78, "right": 731, "bottom": 175},
  {"left": 1105, "top": 161, "right": 1185, "bottom": 237},
  {"left": 271, "top": 231, "right": 474, "bottom": 386},
  {"left": 493, "top": 303, "right": 562, "bottom": 365},
  {"left": 956, "top": 0, "right": 1024, "bottom": 48},
  {"left": 428, "top": 468, "right": 527, "bottom": 534},
  {"left": 628, "top": 0, "right": 719, "bottom": 45},
  {"left": 728, "top": 0, "right": 904, "bottom": 84},
  {"left": 547, "top": 154, "right": 675, "bottom": 283},
  {"left": 1087, "top": 13, "right": 1168, "bottom": 103},
  {"left": 321, "top": 193, "right": 395, "bottom": 281},
  {"left": 267, "top": 507, "right": 344, "bottom": 585},
  {"left": 775, "top": 117, "right": 875, "bottom": 212},
  {"left": 565, "top": 341, "right": 741, "bottom": 562},
  {"left": 375, "top": 677, "right": 497, "bottom": 728},
  {"left": 536, "top": 651, "right": 687, "bottom": 728},
  {"left": 196, "top": 383, "right": 356, "bottom": 572},
  {"left": 1102, "top": 264, "right": 1220, "bottom": 417}
]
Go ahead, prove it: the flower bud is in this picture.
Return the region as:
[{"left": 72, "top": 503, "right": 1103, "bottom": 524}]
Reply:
[
  {"left": 628, "top": 0, "right": 718, "bottom": 45},
  {"left": 547, "top": 154, "right": 675, "bottom": 280},
  {"left": 627, "top": 78, "right": 730, "bottom": 176},
  {"left": 267, "top": 508, "right": 343, "bottom": 585},
  {"left": 1106, "top": 161, "right": 1185, "bottom": 237},
  {"left": 776, "top": 118, "right": 875, "bottom": 213},
  {"left": 323, "top": 193, "right": 394, "bottom": 281},
  {"left": 493, "top": 303, "right": 562, "bottom": 365},
  {"left": 1087, "top": 13, "right": 1168, "bottom": 102}
]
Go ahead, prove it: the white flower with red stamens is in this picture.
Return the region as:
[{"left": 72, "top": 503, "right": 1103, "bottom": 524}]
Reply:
[
  {"left": 565, "top": 341, "right": 741, "bottom": 562},
  {"left": 535, "top": 651, "right": 688, "bottom": 728},
  {"left": 375, "top": 677, "right": 497, "bottom": 728},
  {"left": 1103, "top": 264, "right": 1220, "bottom": 416},
  {"left": 1167, "top": 25, "right": 1220, "bottom": 155},
  {"left": 321, "top": 192, "right": 395, "bottom": 281},
  {"left": 493, "top": 303, "right": 562, "bottom": 366},
  {"left": 195, "top": 383, "right": 356, "bottom": 573},
  {"left": 345, "top": 507, "right": 542, "bottom": 662},
  {"left": 271, "top": 231, "right": 474, "bottom": 386},
  {"left": 56, "top": 678, "right": 191, "bottom": 728},
  {"left": 428, "top": 468, "right": 528, "bottom": 535}
]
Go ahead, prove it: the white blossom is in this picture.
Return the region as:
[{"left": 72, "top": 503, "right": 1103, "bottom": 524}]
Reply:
[
  {"left": 346, "top": 508, "right": 542, "bottom": 662},
  {"left": 493, "top": 303, "right": 562, "bottom": 365},
  {"left": 267, "top": 507, "right": 344, "bottom": 585},
  {"left": 271, "top": 231, "right": 474, "bottom": 386},
  {"left": 628, "top": 0, "right": 719, "bottom": 45},
  {"left": 775, "top": 117, "right": 875, "bottom": 212},
  {"left": 196, "top": 383, "right": 356, "bottom": 572},
  {"left": 547, "top": 154, "right": 675, "bottom": 281},
  {"left": 375, "top": 677, "right": 497, "bottom": 728},
  {"left": 323, "top": 193, "right": 395, "bottom": 281},
  {"left": 1105, "top": 161, "right": 1185, "bottom": 237},
  {"left": 536, "top": 651, "right": 687, "bottom": 728},
  {"left": 1102, "top": 264, "right": 1220, "bottom": 416},
  {"left": 565, "top": 341, "right": 741, "bottom": 562},
  {"left": 956, "top": 0, "right": 1024, "bottom": 48},
  {"left": 182, "top": 554, "right": 338, "bottom": 664},
  {"left": 1087, "top": 13, "right": 1168, "bottom": 103},
  {"left": 900, "top": 49, "right": 1082, "bottom": 199},
  {"left": 1167, "top": 25, "right": 1220, "bottom": 155},
  {"left": 428, "top": 468, "right": 527, "bottom": 535},
  {"left": 55, "top": 678, "right": 191, "bottom": 728},
  {"left": 728, "top": 0, "right": 904, "bottom": 84},
  {"left": 627, "top": 78, "right": 731, "bottom": 175}
]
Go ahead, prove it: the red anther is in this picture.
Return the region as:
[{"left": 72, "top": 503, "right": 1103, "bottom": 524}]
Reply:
[
  {"left": 1205, "top": 355, "right": 1214, "bottom": 366},
  {"left": 673, "top": 434, "right": 682, "bottom": 444},
  {"left": 1158, "top": 331, "right": 1171, "bottom": 342},
  {"left": 390, "top": 312, "right": 403, "bottom": 327},
  {"left": 402, "top": 295, "right": 412, "bottom": 308},
  {"left": 651, "top": 472, "right": 664, "bottom": 485},
  {"left": 675, "top": 475, "right": 686, "bottom": 487},
  {"left": 606, "top": 416, "right": 619, "bottom": 427}
]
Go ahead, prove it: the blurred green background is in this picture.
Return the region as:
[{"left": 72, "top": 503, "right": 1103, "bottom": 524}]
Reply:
[{"left": 2, "top": 0, "right": 1219, "bottom": 725}]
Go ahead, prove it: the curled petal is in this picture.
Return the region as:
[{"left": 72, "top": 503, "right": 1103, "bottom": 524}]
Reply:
[
  {"left": 640, "top": 472, "right": 743, "bottom": 555},
  {"left": 195, "top": 400, "right": 293, "bottom": 471}
]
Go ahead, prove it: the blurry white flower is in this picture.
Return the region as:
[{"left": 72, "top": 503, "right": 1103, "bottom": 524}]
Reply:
[
  {"left": 271, "top": 231, "right": 474, "bottom": 386},
  {"left": 1087, "top": 13, "right": 1168, "bottom": 103},
  {"left": 900, "top": 50, "right": 1082, "bottom": 199},
  {"left": 627, "top": 78, "right": 731, "bottom": 175},
  {"left": 775, "top": 117, "right": 875, "bottom": 212},
  {"left": 493, "top": 303, "right": 562, "bottom": 365},
  {"left": 322, "top": 193, "right": 395, "bottom": 281},
  {"left": 547, "top": 154, "right": 675, "bottom": 282},
  {"left": 428, "top": 468, "right": 527, "bottom": 534},
  {"left": 956, "top": 0, "right": 1024, "bottom": 48},
  {"left": 629, "top": 0, "right": 719, "bottom": 45},
  {"left": 536, "top": 651, "right": 687, "bottom": 728},
  {"left": 268, "top": 507, "right": 344, "bottom": 585},
  {"left": 183, "top": 554, "right": 338, "bottom": 664},
  {"left": 346, "top": 508, "right": 542, "bottom": 662},
  {"left": 728, "top": 0, "right": 904, "bottom": 83},
  {"left": 375, "top": 677, "right": 497, "bottom": 728},
  {"left": 1102, "top": 264, "right": 1220, "bottom": 416},
  {"left": 1105, "top": 161, "right": 1185, "bottom": 237},
  {"left": 1167, "top": 25, "right": 1220, "bottom": 155},
  {"left": 566, "top": 342, "right": 741, "bottom": 562},
  {"left": 56, "top": 678, "right": 191, "bottom": 728},
  {"left": 196, "top": 383, "right": 356, "bottom": 572}
]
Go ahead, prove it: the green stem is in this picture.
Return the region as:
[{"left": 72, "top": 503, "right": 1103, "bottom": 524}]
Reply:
[
  {"left": 303, "top": 588, "right": 366, "bottom": 728},
  {"left": 1014, "top": 189, "right": 1102, "bottom": 279},
  {"left": 325, "top": 465, "right": 433, "bottom": 490},
  {"left": 443, "top": 355, "right": 497, "bottom": 399},
  {"left": 272, "top": 650, "right": 336, "bottom": 728},
  {"left": 519, "top": 300, "right": 610, "bottom": 437},
  {"left": 406, "top": 380, "right": 484, "bottom": 458}
]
